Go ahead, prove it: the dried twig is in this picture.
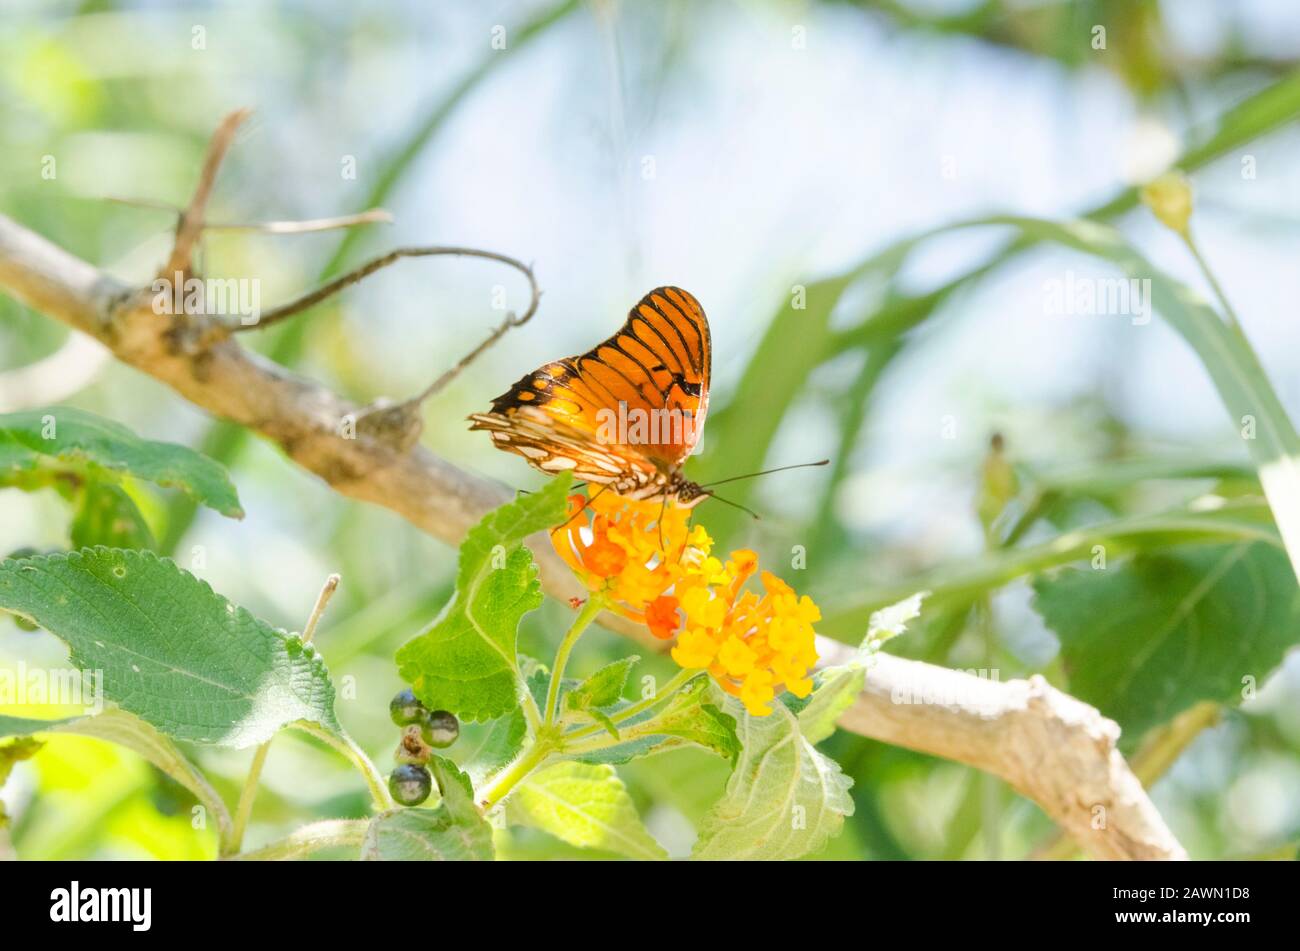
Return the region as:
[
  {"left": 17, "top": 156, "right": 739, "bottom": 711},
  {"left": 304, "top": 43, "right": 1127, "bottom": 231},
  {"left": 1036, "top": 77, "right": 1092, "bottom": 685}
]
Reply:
[
  {"left": 233, "top": 244, "right": 539, "bottom": 336},
  {"left": 161, "top": 108, "right": 252, "bottom": 278}
]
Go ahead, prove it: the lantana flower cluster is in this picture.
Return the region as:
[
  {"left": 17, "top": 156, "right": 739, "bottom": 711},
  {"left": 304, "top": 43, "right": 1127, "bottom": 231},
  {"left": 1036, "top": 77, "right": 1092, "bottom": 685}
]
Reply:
[{"left": 551, "top": 491, "right": 820, "bottom": 715}]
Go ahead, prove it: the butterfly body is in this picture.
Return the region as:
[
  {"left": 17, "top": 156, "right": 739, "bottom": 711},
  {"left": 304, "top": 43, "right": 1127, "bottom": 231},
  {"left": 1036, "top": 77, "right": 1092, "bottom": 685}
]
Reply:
[{"left": 469, "top": 286, "right": 711, "bottom": 506}]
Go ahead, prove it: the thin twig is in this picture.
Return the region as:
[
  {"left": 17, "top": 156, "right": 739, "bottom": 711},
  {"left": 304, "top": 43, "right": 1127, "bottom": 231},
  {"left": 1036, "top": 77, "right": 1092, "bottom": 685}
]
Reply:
[
  {"left": 108, "top": 197, "right": 392, "bottom": 236},
  {"left": 231, "top": 245, "right": 540, "bottom": 409},
  {"left": 105, "top": 196, "right": 183, "bottom": 214},
  {"left": 161, "top": 108, "right": 253, "bottom": 278},
  {"left": 232, "top": 245, "right": 540, "bottom": 334},
  {"left": 204, "top": 209, "right": 394, "bottom": 234},
  {"left": 228, "top": 572, "right": 342, "bottom": 855}
]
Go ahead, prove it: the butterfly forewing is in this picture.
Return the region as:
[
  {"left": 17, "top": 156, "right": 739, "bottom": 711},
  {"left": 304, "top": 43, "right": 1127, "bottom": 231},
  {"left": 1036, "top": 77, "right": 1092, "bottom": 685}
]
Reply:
[{"left": 468, "top": 286, "right": 711, "bottom": 495}]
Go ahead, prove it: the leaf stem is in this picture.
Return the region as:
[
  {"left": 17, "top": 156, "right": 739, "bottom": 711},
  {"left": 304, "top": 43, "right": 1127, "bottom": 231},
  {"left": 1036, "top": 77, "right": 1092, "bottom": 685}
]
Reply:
[
  {"left": 543, "top": 595, "right": 606, "bottom": 724},
  {"left": 228, "top": 742, "right": 270, "bottom": 855},
  {"left": 294, "top": 721, "right": 394, "bottom": 811},
  {"left": 478, "top": 737, "right": 555, "bottom": 809},
  {"left": 226, "top": 574, "right": 340, "bottom": 855},
  {"left": 565, "top": 668, "right": 698, "bottom": 743},
  {"left": 1181, "top": 232, "right": 1243, "bottom": 334}
]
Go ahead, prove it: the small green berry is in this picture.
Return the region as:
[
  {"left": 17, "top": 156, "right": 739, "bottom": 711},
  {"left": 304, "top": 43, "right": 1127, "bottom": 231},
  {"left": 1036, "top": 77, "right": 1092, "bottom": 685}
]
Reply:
[
  {"left": 389, "top": 687, "right": 427, "bottom": 727},
  {"left": 421, "top": 710, "right": 460, "bottom": 749},
  {"left": 388, "top": 764, "right": 432, "bottom": 806}
]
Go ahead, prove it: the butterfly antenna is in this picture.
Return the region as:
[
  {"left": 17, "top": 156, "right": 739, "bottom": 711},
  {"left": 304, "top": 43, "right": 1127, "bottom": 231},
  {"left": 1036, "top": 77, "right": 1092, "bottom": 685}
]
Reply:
[
  {"left": 699, "top": 458, "right": 830, "bottom": 489},
  {"left": 657, "top": 495, "right": 669, "bottom": 555},
  {"left": 704, "top": 492, "right": 761, "bottom": 520},
  {"left": 552, "top": 482, "right": 611, "bottom": 536}
]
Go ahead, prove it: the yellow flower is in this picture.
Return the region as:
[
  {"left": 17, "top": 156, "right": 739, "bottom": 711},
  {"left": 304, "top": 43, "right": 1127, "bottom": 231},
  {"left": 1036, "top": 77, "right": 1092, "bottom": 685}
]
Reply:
[{"left": 552, "top": 490, "right": 821, "bottom": 715}]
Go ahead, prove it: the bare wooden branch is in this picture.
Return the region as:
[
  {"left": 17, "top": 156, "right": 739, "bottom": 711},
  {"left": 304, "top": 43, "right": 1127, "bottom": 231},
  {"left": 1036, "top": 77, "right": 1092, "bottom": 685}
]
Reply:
[
  {"left": 0, "top": 204, "right": 1186, "bottom": 861},
  {"left": 839, "top": 657, "right": 1187, "bottom": 860}
]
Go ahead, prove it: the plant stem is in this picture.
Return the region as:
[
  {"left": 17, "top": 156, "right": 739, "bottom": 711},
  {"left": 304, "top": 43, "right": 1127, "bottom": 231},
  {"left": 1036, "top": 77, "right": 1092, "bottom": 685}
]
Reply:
[
  {"left": 565, "top": 667, "right": 698, "bottom": 743},
  {"left": 1182, "top": 232, "right": 1243, "bottom": 333},
  {"left": 544, "top": 596, "right": 606, "bottom": 724},
  {"left": 294, "top": 721, "right": 394, "bottom": 811},
  {"left": 226, "top": 574, "right": 341, "bottom": 855},
  {"left": 478, "top": 739, "right": 554, "bottom": 809},
  {"left": 228, "top": 742, "right": 271, "bottom": 855}
]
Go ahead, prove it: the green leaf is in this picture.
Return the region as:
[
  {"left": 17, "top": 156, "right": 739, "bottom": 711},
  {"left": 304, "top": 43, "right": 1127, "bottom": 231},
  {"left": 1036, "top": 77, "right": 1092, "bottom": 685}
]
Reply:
[
  {"left": 0, "top": 709, "right": 233, "bottom": 845},
  {"left": 362, "top": 758, "right": 493, "bottom": 861},
  {"left": 0, "top": 549, "right": 340, "bottom": 747},
  {"left": 70, "top": 481, "right": 154, "bottom": 549},
  {"left": 693, "top": 689, "right": 854, "bottom": 860},
  {"left": 619, "top": 676, "right": 739, "bottom": 763},
  {"left": 463, "top": 708, "right": 527, "bottom": 787},
  {"left": 0, "top": 735, "right": 43, "bottom": 828},
  {"left": 822, "top": 498, "right": 1280, "bottom": 639},
  {"left": 565, "top": 656, "right": 639, "bottom": 722},
  {"left": 1033, "top": 541, "right": 1300, "bottom": 740},
  {"left": 508, "top": 761, "right": 666, "bottom": 860},
  {"left": 798, "top": 592, "right": 925, "bottom": 744},
  {"left": 396, "top": 474, "right": 571, "bottom": 722},
  {"left": 0, "top": 408, "right": 242, "bottom": 518}
]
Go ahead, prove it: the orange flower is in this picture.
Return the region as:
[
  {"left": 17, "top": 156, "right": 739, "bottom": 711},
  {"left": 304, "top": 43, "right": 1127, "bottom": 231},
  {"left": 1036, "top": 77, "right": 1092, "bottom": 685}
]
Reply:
[
  {"left": 550, "top": 492, "right": 696, "bottom": 624},
  {"left": 551, "top": 490, "right": 820, "bottom": 716},
  {"left": 645, "top": 595, "right": 681, "bottom": 641}
]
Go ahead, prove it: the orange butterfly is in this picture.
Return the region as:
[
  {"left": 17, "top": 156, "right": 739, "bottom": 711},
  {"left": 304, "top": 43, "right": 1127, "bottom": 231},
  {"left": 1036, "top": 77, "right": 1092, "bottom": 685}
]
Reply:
[{"left": 469, "top": 286, "right": 713, "bottom": 507}]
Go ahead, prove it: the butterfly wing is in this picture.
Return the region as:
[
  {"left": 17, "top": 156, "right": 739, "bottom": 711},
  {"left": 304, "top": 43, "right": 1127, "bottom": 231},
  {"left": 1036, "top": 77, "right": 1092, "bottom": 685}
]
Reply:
[{"left": 469, "top": 286, "right": 711, "bottom": 485}]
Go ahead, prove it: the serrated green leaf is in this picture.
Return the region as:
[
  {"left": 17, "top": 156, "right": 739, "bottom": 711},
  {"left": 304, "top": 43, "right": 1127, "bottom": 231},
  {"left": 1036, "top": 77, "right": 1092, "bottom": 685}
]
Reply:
[
  {"left": 799, "top": 592, "right": 925, "bottom": 744},
  {"left": 71, "top": 481, "right": 154, "bottom": 549},
  {"left": 1033, "top": 542, "right": 1300, "bottom": 740},
  {"left": 620, "top": 676, "right": 739, "bottom": 763},
  {"left": 566, "top": 655, "right": 639, "bottom": 713},
  {"left": 464, "top": 708, "right": 527, "bottom": 787},
  {"left": 693, "top": 688, "right": 854, "bottom": 860},
  {"left": 0, "top": 408, "right": 242, "bottom": 517},
  {"left": 508, "top": 761, "right": 666, "bottom": 860},
  {"left": 396, "top": 475, "right": 571, "bottom": 722},
  {"left": 362, "top": 758, "right": 493, "bottom": 860},
  {"left": 0, "top": 549, "right": 340, "bottom": 747}
]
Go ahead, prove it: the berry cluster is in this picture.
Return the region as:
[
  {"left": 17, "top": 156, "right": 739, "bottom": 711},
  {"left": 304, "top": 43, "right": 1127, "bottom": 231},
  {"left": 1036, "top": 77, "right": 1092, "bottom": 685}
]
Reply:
[{"left": 386, "top": 688, "right": 459, "bottom": 807}]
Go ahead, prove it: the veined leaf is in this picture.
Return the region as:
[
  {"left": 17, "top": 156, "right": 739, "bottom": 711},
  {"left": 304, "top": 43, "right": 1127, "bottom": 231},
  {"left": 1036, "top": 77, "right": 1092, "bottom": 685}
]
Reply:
[
  {"left": 71, "top": 481, "right": 154, "bottom": 549},
  {"left": 619, "top": 675, "right": 739, "bottom": 763},
  {"left": 508, "top": 761, "right": 667, "bottom": 860},
  {"left": 566, "top": 656, "right": 639, "bottom": 714},
  {"left": 0, "top": 407, "right": 242, "bottom": 518},
  {"left": 692, "top": 689, "right": 854, "bottom": 860},
  {"left": 464, "top": 708, "right": 527, "bottom": 787},
  {"left": 1033, "top": 541, "right": 1300, "bottom": 741},
  {"left": 362, "top": 758, "right": 493, "bottom": 861},
  {"left": 0, "top": 549, "right": 340, "bottom": 747},
  {"left": 395, "top": 474, "right": 571, "bottom": 722},
  {"left": 798, "top": 592, "right": 924, "bottom": 744}
]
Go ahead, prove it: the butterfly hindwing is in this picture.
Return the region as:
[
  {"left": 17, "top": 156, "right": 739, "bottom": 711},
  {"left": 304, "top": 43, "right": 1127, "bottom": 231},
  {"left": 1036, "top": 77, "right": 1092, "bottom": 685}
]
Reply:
[{"left": 469, "top": 286, "right": 711, "bottom": 491}]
